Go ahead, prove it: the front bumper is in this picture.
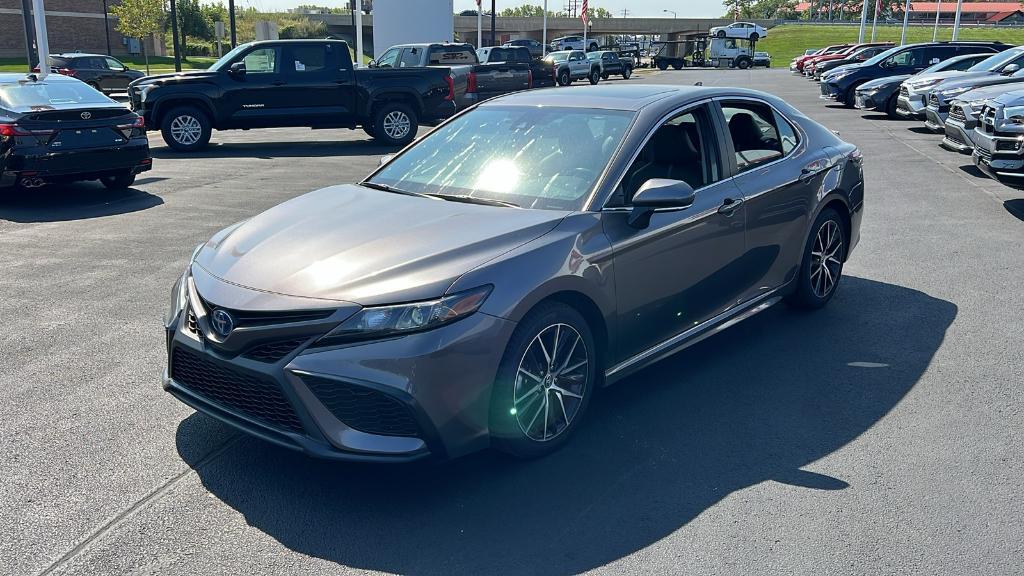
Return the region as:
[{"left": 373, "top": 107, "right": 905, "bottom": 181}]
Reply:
[
  {"left": 854, "top": 90, "right": 883, "bottom": 110},
  {"left": 163, "top": 271, "right": 516, "bottom": 462},
  {"left": 819, "top": 81, "right": 843, "bottom": 101},
  {"left": 972, "top": 128, "right": 1024, "bottom": 179},
  {"left": 896, "top": 94, "right": 927, "bottom": 117},
  {"left": 924, "top": 105, "right": 948, "bottom": 132},
  {"left": 941, "top": 116, "right": 977, "bottom": 153}
]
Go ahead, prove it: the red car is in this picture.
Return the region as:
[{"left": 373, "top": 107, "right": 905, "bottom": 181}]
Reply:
[
  {"left": 804, "top": 42, "right": 893, "bottom": 77},
  {"left": 791, "top": 44, "right": 853, "bottom": 73}
]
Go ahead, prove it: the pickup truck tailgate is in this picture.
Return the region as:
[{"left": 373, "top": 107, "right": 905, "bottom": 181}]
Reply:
[{"left": 474, "top": 63, "right": 531, "bottom": 100}]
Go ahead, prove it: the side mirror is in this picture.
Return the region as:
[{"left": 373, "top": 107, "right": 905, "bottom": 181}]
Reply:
[
  {"left": 628, "top": 179, "right": 696, "bottom": 228},
  {"left": 229, "top": 61, "right": 246, "bottom": 76},
  {"left": 1002, "top": 63, "right": 1020, "bottom": 75}
]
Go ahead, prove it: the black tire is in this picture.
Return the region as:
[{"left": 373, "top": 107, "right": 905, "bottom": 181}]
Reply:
[
  {"left": 749, "top": 32, "right": 759, "bottom": 42},
  {"left": 160, "top": 106, "right": 212, "bottom": 152},
  {"left": 786, "top": 208, "right": 847, "bottom": 310},
  {"left": 601, "top": 73, "right": 609, "bottom": 80},
  {"left": 622, "top": 66, "right": 632, "bottom": 79},
  {"left": 588, "top": 42, "right": 599, "bottom": 52},
  {"left": 589, "top": 69, "right": 600, "bottom": 84},
  {"left": 885, "top": 94, "right": 900, "bottom": 119},
  {"left": 717, "top": 30, "right": 727, "bottom": 38},
  {"left": 370, "top": 102, "right": 418, "bottom": 146},
  {"left": 100, "top": 172, "right": 136, "bottom": 190},
  {"left": 489, "top": 302, "right": 597, "bottom": 458},
  {"left": 657, "top": 60, "right": 668, "bottom": 71},
  {"left": 558, "top": 69, "right": 571, "bottom": 85},
  {"left": 672, "top": 62, "right": 683, "bottom": 70},
  {"left": 843, "top": 83, "right": 863, "bottom": 107},
  {"left": 737, "top": 57, "right": 751, "bottom": 70}
]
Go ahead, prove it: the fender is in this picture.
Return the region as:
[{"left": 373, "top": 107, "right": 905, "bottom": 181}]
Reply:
[{"left": 150, "top": 93, "right": 221, "bottom": 127}]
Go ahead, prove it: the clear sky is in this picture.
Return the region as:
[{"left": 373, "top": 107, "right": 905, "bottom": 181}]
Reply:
[{"left": 226, "top": 0, "right": 725, "bottom": 18}]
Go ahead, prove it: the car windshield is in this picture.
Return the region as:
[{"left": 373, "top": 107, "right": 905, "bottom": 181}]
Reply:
[
  {"left": 548, "top": 52, "right": 569, "bottom": 62},
  {"left": 0, "top": 80, "right": 113, "bottom": 108},
  {"left": 587, "top": 52, "right": 601, "bottom": 60},
  {"left": 368, "top": 106, "right": 635, "bottom": 211},
  {"left": 208, "top": 43, "right": 251, "bottom": 71},
  {"left": 967, "top": 48, "right": 1022, "bottom": 71}
]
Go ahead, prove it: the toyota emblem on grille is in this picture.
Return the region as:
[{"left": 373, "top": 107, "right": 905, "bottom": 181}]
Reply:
[
  {"left": 80, "top": 111, "right": 92, "bottom": 120},
  {"left": 210, "top": 309, "right": 235, "bottom": 338}
]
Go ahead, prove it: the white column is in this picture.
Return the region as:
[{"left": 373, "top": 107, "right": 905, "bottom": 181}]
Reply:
[
  {"left": 871, "top": 0, "right": 879, "bottom": 42},
  {"left": 355, "top": 0, "right": 363, "bottom": 68},
  {"left": 933, "top": 0, "right": 942, "bottom": 41},
  {"left": 900, "top": 0, "right": 911, "bottom": 45},
  {"left": 951, "top": 0, "right": 964, "bottom": 40},
  {"left": 858, "top": 0, "right": 870, "bottom": 43},
  {"left": 31, "top": 0, "right": 49, "bottom": 79},
  {"left": 477, "top": 9, "right": 482, "bottom": 48},
  {"left": 542, "top": 0, "right": 548, "bottom": 56}
]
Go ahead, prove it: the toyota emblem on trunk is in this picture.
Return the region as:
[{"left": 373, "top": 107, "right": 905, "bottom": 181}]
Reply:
[
  {"left": 210, "top": 309, "right": 235, "bottom": 338},
  {"left": 80, "top": 111, "right": 92, "bottom": 119}
]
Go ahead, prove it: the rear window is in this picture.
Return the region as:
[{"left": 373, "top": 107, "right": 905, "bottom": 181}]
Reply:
[
  {"left": 427, "top": 46, "right": 476, "bottom": 65},
  {"left": 0, "top": 80, "right": 112, "bottom": 108}
]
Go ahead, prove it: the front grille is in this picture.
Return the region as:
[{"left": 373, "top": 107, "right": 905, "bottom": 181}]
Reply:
[
  {"left": 977, "top": 146, "right": 993, "bottom": 161},
  {"left": 243, "top": 338, "right": 309, "bottom": 363},
  {"left": 948, "top": 106, "right": 967, "bottom": 123},
  {"left": 302, "top": 375, "right": 420, "bottom": 437},
  {"left": 945, "top": 132, "right": 966, "bottom": 146},
  {"left": 171, "top": 347, "right": 304, "bottom": 433}
]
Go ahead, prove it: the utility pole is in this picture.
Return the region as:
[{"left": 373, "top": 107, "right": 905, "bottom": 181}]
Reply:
[
  {"left": 20, "top": 0, "right": 37, "bottom": 71},
  {"left": 169, "top": 0, "right": 182, "bottom": 72},
  {"left": 102, "top": 0, "right": 111, "bottom": 55},
  {"left": 621, "top": 8, "right": 629, "bottom": 18},
  {"left": 228, "top": 0, "right": 237, "bottom": 47},
  {"left": 490, "top": 0, "right": 495, "bottom": 47}
]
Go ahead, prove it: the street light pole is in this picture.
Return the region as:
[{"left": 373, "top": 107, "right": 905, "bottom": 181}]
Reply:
[
  {"left": 20, "top": 0, "right": 37, "bottom": 71},
  {"left": 952, "top": 0, "right": 964, "bottom": 40},
  {"left": 663, "top": 9, "right": 677, "bottom": 18},
  {"left": 102, "top": 0, "right": 111, "bottom": 55},
  {"left": 169, "top": 0, "right": 181, "bottom": 72},
  {"left": 900, "top": 0, "right": 911, "bottom": 45},
  {"left": 228, "top": 0, "right": 237, "bottom": 47},
  {"left": 490, "top": 0, "right": 496, "bottom": 47}
]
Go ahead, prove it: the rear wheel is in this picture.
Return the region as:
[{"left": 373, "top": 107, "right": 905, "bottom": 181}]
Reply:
[
  {"left": 622, "top": 67, "right": 632, "bottom": 79},
  {"left": 736, "top": 57, "right": 751, "bottom": 70},
  {"left": 672, "top": 62, "right": 683, "bottom": 70},
  {"left": 490, "top": 302, "right": 596, "bottom": 458},
  {"left": 371, "top": 102, "right": 418, "bottom": 146},
  {"left": 589, "top": 69, "right": 600, "bottom": 84},
  {"left": 786, "top": 208, "right": 846, "bottom": 309},
  {"left": 100, "top": 172, "right": 136, "bottom": 190},
  {"left": 601, "top": 73, "right": 609, "bottom": 80},
  {"left": 160, "top": 106, "right": 211, "bottom": 152},
  {"left": 749, "top": 32, "right": 759, "bottom": 42},
  {"left": 87, "top": 81, "right": 102, "bottom": 92},
  {"left": 657, "top": 60, "right": 668, "bottom": 71}
]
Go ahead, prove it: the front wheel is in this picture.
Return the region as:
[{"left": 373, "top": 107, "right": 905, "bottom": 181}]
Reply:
[
  {"left": 588, "top": 43, "right": 599, "bottom": 52},
  {"left": 371, "top": 102, "right": 418, "bottom": 146},
  {"left": 672, "top": 62, "right": 683, "bottom": 70},
  {"left": 100, "top": 172, "right": 136, "bottom": 190},
  {"left": 622, "top": 67, "right": 632, "bottom": 79},
  {"left": 557, "top": 69, "right": 571, "bottom": 86},
  {"left": 160, "top": 106, "right": 211, "bottom": 152},
  {"left": 489, "top": 302, "right": 597, "bottom": 458},
  {"left": 786, "top": 208, "right": 846, "bottom": 309},
  {"left": 717, "top": 30, "right": 727, "bottom": 38},
  {"left": 657, "top": 60, "right": 668, "bottom": 71},
  {"left": 886, "top": 94, "right": 900, "bottom": 119},
  {"left": 736, "top": 58, "right": 751, "bottom": 70},
  {"left": 589, "top": 69, "right": 600, "bottom": 85}
]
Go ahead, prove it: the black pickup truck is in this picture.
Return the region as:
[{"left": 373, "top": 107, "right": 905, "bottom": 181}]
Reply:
[{"left": 128, "top": 39, "right": 455, "bottom": 150}]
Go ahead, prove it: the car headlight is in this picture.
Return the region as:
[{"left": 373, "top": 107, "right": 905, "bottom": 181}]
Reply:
[
  {"left": 938, "top": 86, "right": 970, "bottom": 99},
  {"left": 1003, "top": 105, "right": 1024, "bottom": 123},
  {"left": 165, "top": 270, "right": 188, "bottom": 328},
  {"left": 829, "top": 70, "right": 852, "bottom": 82},
  {"left": 317, "top": 285, "right": 492, "bottom": 345}
]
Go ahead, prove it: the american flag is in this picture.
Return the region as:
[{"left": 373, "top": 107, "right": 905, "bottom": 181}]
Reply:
[{"left": 581, "top": 0, "right": 589, "bottom": 24}]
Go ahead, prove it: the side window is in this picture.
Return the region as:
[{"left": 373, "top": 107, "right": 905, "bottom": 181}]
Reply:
[
  {"left": 399, "top": 48, "right": 420, "bottom": 67},
  {"left": 773, "top": 110, "right": 800, "bottom": 155},
  {"left": 286, "top": 45, "right": 330, "bottom": 74},
  {"left": 377, "top": 47, "right": 400, "bottom": 68},
  {"left": 88, "top": 57, "right": 109, "bottom": 69},
  {"left": 721, "top": 101, "right": 786, "bottom": 172},
  {"left": 924, "top": 46, "right": 955, "bottom": 66},
  {"left": 952, "top": 55, "right": 983, "bottom": 70},
  {"left": 104, "top": 57, "right": 124, "bottom": 70},
  {"left": 610, "top": 106, "right": 720, "bottom": 207},
  {"left": 242, "top": 48, "right": 278, "bottom": 74}
]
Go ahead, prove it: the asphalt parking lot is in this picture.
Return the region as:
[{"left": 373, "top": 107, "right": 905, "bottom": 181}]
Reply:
[{"left": 2, "top": 68, "right": 1022, "bottom": 576}]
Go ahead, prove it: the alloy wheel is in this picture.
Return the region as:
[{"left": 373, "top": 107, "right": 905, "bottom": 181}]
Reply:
[
  {"left": 382, "top": 110, "right": 411, "bottom": 140},
  {"left": 810, "top": 220, "right": 843, "bottom": 298},
  {"left": 513, "top": 323, "right": 589, "bottom": 442},
  {"left": 170, "top": 115, "right": 202, "bottom": 145}
]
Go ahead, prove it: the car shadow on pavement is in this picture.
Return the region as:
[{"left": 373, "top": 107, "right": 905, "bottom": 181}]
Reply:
[
  {"left": 1004, "top": 199, "right": 1024, "bottom": 221},
  {"left": 0, "top": 183, "right": 163, "bottom": 223},
  {"left": 177, "top": 276, "right": 956, "bottom": 575},
  {"left": 150, "top": 139, "right": 403, "bottom": 160}
]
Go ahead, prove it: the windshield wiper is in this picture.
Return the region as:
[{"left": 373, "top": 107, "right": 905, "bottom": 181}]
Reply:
[
  {"left": 425, "top": 193, "right": 520, "bottom": 208},
  {"left": 359, "top": 181, "right": 433, "bottom": 199}
]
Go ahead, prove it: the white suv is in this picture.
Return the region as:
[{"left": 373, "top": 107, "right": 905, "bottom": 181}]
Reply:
[
  {"left": 709, "top": 22, "right": 768, "bottom": 42},
  {"left": 550, "top": 36, "right": 598, "bottom": 52}
]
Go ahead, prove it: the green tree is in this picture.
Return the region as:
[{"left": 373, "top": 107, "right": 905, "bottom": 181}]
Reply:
[
  {"left": 111, "top": 0, "right": 164, "bottom": 74},
  {"left": 171, "top": 0, "right": 213, "bottom": 60},
  {"left": 589, "top": 7, "right": 614, "bottom": 18},
  {"left": 723, "top": 0, "right": 755, "bottom": 18}
]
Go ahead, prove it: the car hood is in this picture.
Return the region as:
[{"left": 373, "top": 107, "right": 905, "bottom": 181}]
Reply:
[
  {"left": 129, "top": 70, "right": 218, "bottom": 88},
  {"left": 859, "top": 74, "right": 911, "bottom": 90},
  {"left": 993, "top": 88, "right": 1024, "bottom": 106},
  {"left": 906, "top": 69, "right": 975, "bottom": 88},
  {"left": 193, "top": 184, "right": 569, "bottom": 306},
  {"left": 935, "top": 73, "right": 1023, "bottom": 94},
  {"left": 955, "top": 83, "right": 1024, "bottom": 105}
]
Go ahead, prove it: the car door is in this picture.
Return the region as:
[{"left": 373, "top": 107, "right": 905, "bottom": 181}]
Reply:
[
  {"left": 569, "top": 52, "right": 588, "bottom": 77},
  {"left": 885, "top": 46, "right": 930, "bottom": 74},
  {"left": 223, "top": 45, "right": 290, "bottom": 127},
  {"left": 102, "top": 57, "right": 131, "bottom": 91},
  {"left": 280, "top": 43, "right": 353, "bottom": 126},
  {"left": 602, "top": 52, "right": 620, "bottom": 74},
  {"left": 602, "top": 103, "right": 748, "bottom": 362},
  {"left": 77, "top": 57, "right": 106, "bottom": 89},
  {"left": 717, "top": 99, "right": 830, "bottom": 302}
]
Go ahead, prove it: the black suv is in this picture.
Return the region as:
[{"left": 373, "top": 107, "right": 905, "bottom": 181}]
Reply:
[
  {"left": 35, "top": 53, "right": 145, "bottom": 94},
  {"left": 129, "top": 39, "right": 456, "bottom": 150},
  {"left": 819, "top": 41, "right": 1007, "bottom": 106}
]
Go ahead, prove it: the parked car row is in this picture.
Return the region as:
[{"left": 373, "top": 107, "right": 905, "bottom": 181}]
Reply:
[{"left": 795, "top": 39, "right": 1024, "bottom": 181}]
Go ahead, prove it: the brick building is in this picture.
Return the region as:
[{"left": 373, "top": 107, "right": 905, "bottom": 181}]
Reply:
[{"left": 0, "top": 0, "right": 165, "bottom": 59}]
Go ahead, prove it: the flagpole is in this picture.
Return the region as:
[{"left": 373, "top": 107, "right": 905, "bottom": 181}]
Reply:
[
  {"left": 542, "top": 0, "right": 548, "bottom": 56},
  {"left": 858, "top": 0, "right": 869, "bottom": 42},
  {"left": 900, "top": 0, "right": 910, "bottom": 45},
  {"left": 952, "top": 0, "right": 964, "bottom": 40},
  {"left": 933, "top": 0, "right": 942, "bottom": 41},
  {"left": 871, "top": 0, "right": 880, "bottom": 41}
]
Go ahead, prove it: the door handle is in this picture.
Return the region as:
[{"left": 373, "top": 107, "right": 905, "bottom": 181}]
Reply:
[
  {"left": 718, "top": 197, "right": 744, "bottom": 215},
  {"left": 272, "top": 80, "right": 287, "bottom": 86}
]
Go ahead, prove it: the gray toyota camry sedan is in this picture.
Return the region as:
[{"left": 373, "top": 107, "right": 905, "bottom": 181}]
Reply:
[{"left": 163, "top": 85, "right": 864, "bottom": 462}]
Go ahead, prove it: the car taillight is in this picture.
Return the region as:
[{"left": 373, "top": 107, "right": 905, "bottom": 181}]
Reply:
[
  {"left": 445, "top": 75, "right": 455, "bottom": 101},
  {"left": 527, "top": 69, "right": 533, "bottom": 88},
  {"left": 467, "top": 71, "right": 477, "bottom": 94},
  {"left": 56, "top": 67, "right": 76, "bottom": 77},
  {"left": 133, "top": 116, "right": 144, "bottom": 128},
  {"left": 0, "top": 124, "right": 30, "bottom": 137},
  {"left": 31, "top": 66, "right": 39, "bottom": 73}
]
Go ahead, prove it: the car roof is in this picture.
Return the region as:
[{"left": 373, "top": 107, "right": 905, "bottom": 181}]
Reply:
[
  {"left": 51, "top": 53, "right": 107, "bottom": 58},
  {"left": 0, "top": 72, "right": 78, "bottom": 85},
  {"left": 481, "top": 84, "right": 764, "bottom": 112}
]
